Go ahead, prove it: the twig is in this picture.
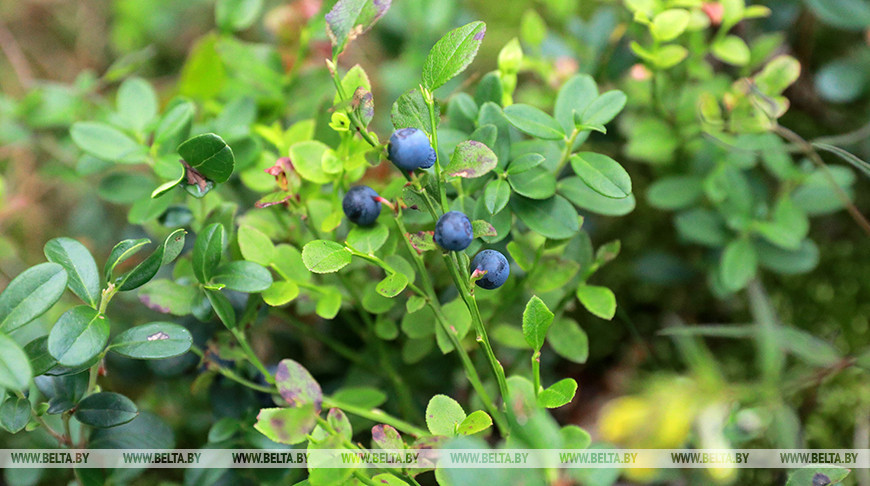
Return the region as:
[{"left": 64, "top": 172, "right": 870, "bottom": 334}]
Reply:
[{"left": 775, "top": 125, "right": 870, "bottom": 236}]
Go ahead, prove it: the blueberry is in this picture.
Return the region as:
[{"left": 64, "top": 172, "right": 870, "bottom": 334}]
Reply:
[
  {"left": 434, "top": 211, "right": 473, "bottom": 251},
  {"left": 342, "top": 186, "right": 382, "bottom": 226},
  {"left": 471, "top": 249, "right": 510, "bottom": 289},
  {"left": 388, "top": 128, "right": 436, "bottom": 171}
]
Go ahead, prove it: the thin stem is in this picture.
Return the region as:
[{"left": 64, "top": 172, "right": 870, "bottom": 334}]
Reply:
[
  {"left": 531, "top": 351, "right": 541, "bottom": 397},
  {"left": 422, "top": 87, "right": 449, "bottom": 213},
  {"left": 442, "top": 252, "right": 512, "bottom": 416},
  {"left": 392, "top": 214, "right": 509, "bottom": 436},
  {"left": 352, "top": 472, "right": 379, "bottom": 486},
  {"left": 330, "top": 63, "right": 382, "bottom": 150},
  {"left": 555, "top": 127, "right": 581, "bottom": 175},
  {"left": 190, "top": 345, "right": 275, "bottom": 393},
  {"left": 231, "top": 329, "right": 274, "bottom": 384},
  {"left": 322, "top": 396, "right": 428, "bottom": 437},
  {"left": 775, "top": 125, "right": 870, "bottom": 236}
]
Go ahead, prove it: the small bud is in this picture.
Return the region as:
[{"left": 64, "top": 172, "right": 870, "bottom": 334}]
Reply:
[
  {"left": 498, "top": 38, "right": 523, "bottom": 74},
  {"left": 329, "top": 112, "right": 351, "bottom": 132},
  {"left": 702, "top": 2, "right": 724, "bottom": 26}
]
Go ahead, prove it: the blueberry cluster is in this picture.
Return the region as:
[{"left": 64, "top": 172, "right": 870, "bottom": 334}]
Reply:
[{"left": 341, "top": 128, "right": 510, "bottom": 289}]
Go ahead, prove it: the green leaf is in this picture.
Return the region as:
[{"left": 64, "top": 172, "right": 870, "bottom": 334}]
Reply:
[
  {"left": 646, "top": 176, "right": 703, "bottom": 209},
  {"left": 137, "top": 279, "right": 198, "bottom": 315},
  {"left": 153, "top": 101, "right": 194, "bottom": 151},
  {"left": 238, "top": 225, "right": 275, "bottom": 266},
  {"left": 510, "top": 195, "right": 580, "bottom": 240},
  {"left": 262, "top": 281, "right": 299, "bottom": 306},
  {"left": 755, "top": 55, "right": 801, "bottom": 95},
  {"left": 506, "top": 153, "right": 545, "bottom": 174},
  {"left": 177, "top": 133, "right": 235, "bottom": 183},
  {"left": 117, "top": 77, "right": 157, "bottom": 133},
  {"left": 193, "top": 223, "right": 225, "bottom": 284},
  {"left": 372, "top": 424, "right": 404, "bottom": 450},
  {"left": 720, "top": 238, "right": 757, "bottom": 292},
  {"left": 786, "top": 467, "right": 851, "bottom": 486},
  {"left": 554, "top": 74, "right": 598, "bottom": 135},
  {"left": 391, "top": 89, "right": 436, "bottom": 135},
  {"left": 558, "top": 177, "right": 636, "bottom": 216},
  {"left": 483, "top": 179, "right": 511, "bottom": 215},
  {"left": 401, "top": 307, "right": 436, "bottom": 339},
  {"left": 302, "top": 240, "right": 352, "bottom": 274},
  {"left": 422, "top": 21, "right": 486, "bottom": 91},
  {"left": 435, "top": 299, "right": 472, "bottom": 354},
  {"left": 376, "top": 273, "right": 408, "bottom": 298},
  {"left": 346, "top": 224, "right": 389, "bottom": 254},
  {"left": 0, "top": 334, "right": 32, "bottom": 392},
  {"left": 503, "top": 104, "right": 565, "bottom": 140},
  {"left": 109, "top": 322, "right": 193, "bottom": 359},
  {"left": 471, "top": 220, "right": 497, "bottom": 238},
  {"left": 325, "top": 0, "right": 391, "bottom": 56},
  {"left": 0, "top": 263, "right": 68, "bottom": 332},
  {"left": 457, "top": 410, "right": 492, "bottom": 435},
  {"left": 570, "top": 152, "right": 631, "bottom": 198},
  {"left": 74, "top": 392, "right": 138, "bottom": 428},
  {"left": 25, "top": 336, "right": 57, "bottom": 376},
  {"left": 47, "top": 306, "right": 109, "bottom": 367},
  {"left": 205, "top": 289, "right": 236, "bottom": 329},
  {"left": 580, "top": 91, "right": 627, "bottom": 127},
  {"left": 803, "top": 0, "right": 870, "bottom": 30},
  {"left": 0, "top": 396, "right": 31, "bottom": 433},
  {"left": 70, "top": 122, "right": 145, "bottom": 164},
  {"left": 44, "top": 237, "right": 100, "bottom": 308},
  {"left": 508, "top": 166, "right": 557, "bottom": 200},
  {"left": 275, "top": 359, "right": 323, "bottom": 412},
  {"left": 538, "top": 378, "right": 578, "bottom": 408},
  {"left": 522, "top": 296, "right": 554, "bottom": 351},
  {"left": 711, "top": 35, "right": 751, "bottom": 66},
  {"left": 288, "top": 140, "right": 332, "bottom": 184},
  {"left": 576, "top": 284, "right": 616, "bottom": 320},
  {"left": 316, "top": 288, "right": 343, "bottom": 319},
  {"left": 211, "top": 261, "right": 273, "bottom": 293},
  {"left": 561, "top": 424, "right": 591, "bottom": 449},
  {"left": 814, "top": 142, "right": 870, "bottom": 179},
  {"left": 755, "top": 197, "right": 809, "bottom": 250},
  {"left": 216, "top": 0, "right": 263, "bottom": 32},
  {"left": 444, "top": 140, "right": 498, "bottom": 178},
  {"left": 255, "top": 405, "right": 317, "bottom": 445},
  {"left": 547, "top": 318, "right": 588, "bottom": 364},
  {"left": 426, "top": 394, "right": 466, "bottom": 436},
  {"left": 650, "top": 9, "right": 690, "bottom": 41},
  {"left": 117, "top": 229, "right": 186, "bottom": 291},
  {"left": 776, "top": 327, "right": 842, "bottom": 368}
]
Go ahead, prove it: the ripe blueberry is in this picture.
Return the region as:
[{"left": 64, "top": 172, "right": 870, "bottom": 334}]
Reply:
[
  {"left": 471, "top": 249, "right": 510, "bottom": 289},
  {"left": 342, "top": 186, "right": 381, "bottom": 226},
  {"left": 388, "top": 128, "right": 436, "bottom": 171},
  {"left": 434, "top": 211, "right": 473, "bottom": 251}
]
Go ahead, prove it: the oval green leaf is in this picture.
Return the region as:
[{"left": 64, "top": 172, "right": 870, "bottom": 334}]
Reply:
[
  {"left": 302, "top": 240, "right": 352, "bottom": 274},
  {"left": 47, "top": 306, "right": 109, "bottom": 367},
  {"left": 0, "top": 263, "right": 68, "bottom": 332},
  {"left": 503, "top": 104, "right": 565, "bottom": 140},
  {"left": 44, "top": 237, "right": 100, "bottom": 308},
  {"left": 109, "top": 322, "right": 193, "bottom": 360},
  {"left": 177, "top": 133, "right": 235, "bottom": 183},
  {"left": 74, "top": 392, "right": 138, "bottom": 428},
  {"left": 570, "top": 152, "right": 631, "bottom": 199}
]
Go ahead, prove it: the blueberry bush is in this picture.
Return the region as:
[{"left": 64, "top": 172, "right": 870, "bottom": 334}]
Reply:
[{"left": 0, "top": 0, "right": 868, "bottom": 485}]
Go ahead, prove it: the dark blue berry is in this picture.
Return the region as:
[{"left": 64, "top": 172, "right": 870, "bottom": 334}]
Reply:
[
  {"left": 342, "top": 186, "right": 381, "bottom": 226},
  {"left": 471, "top": 249, "right": 510, "bottom": 289},
  {"left": 434, "top": 211, "right": 473, "bottom": 251},
  {"left": 388, "top": 128, "right": 436, "bottom": 171}
]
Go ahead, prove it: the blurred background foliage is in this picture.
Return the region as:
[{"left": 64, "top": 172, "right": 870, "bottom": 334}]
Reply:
[{"left": 1, "top": 0, "right": 869, "bottom": 485}]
